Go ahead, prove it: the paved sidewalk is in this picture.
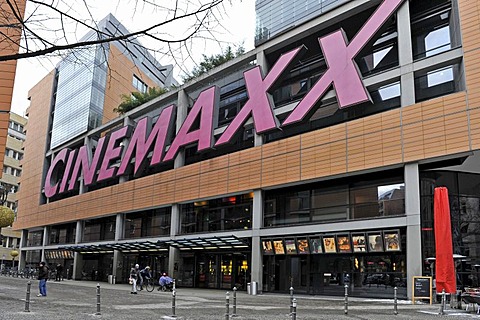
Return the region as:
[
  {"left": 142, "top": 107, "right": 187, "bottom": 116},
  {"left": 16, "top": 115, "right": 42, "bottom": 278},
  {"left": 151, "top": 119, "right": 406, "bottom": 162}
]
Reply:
[{"left": 0, "top": 276, "right": 478, "bottom": 319}]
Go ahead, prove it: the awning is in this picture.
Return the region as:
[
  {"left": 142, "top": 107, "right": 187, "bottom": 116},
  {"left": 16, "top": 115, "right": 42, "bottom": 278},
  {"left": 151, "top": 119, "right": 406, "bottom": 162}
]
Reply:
[
  {"left": 59, "top": 240, "right": 168, "bottom": 253},
  {"left": 59, "top": 236, "right": 250, "bottom": 253},
  {"left": 159, "top": 235, "right": 250, "bottom": 251}
]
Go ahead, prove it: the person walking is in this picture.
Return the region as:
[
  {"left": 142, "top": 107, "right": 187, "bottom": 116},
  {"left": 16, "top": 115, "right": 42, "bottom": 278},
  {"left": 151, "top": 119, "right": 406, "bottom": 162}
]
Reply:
[
  {"left": 129, "top": 263, "right": 140, "bottom": 294},
  {"left": 55, "top": 263, "right": 64, "bottom": 281},
  {"left": 37, "top": 261, "right": 49, "bottom": 297}
]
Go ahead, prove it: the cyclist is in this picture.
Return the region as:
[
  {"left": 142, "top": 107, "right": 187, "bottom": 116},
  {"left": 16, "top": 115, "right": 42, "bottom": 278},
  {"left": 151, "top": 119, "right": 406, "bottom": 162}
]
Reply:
[
  {"left": 138, "top": 266, "right": 152, "bottom": 290},
  {"left": 158, "top": 272, "right": 173, "bottom": 291}
]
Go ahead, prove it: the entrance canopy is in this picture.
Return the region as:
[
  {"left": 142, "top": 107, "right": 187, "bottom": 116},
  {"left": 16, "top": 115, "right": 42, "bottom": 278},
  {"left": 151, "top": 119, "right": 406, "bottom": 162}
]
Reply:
[
  {"left": 159, "top": 235, "right": 250, "bottom": 251},
  {"left": 59, "top": 240, "right": 168, "bottom": 253},
  {"left": 58, "top": 236, "right": 250, "bottom": 253}
]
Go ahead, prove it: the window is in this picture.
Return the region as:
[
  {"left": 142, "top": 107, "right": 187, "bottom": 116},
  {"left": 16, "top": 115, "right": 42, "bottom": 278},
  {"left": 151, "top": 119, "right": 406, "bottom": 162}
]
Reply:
[
  {"left": 83, "top": 216, "right": 116, "bottom": 242},
  {"left": 264, "top": 173, "right": 405, "bottom": 227},
  {"left": 180, "top": 193, "right": 253, "bottom": 234},
  {"left": 133, "top": 75, "right": 148, "bottom": 93},
  {"left": 123, "top": 207, "right": 171, "bottom": 239},
  {"left": 415, "top": 64, "right": 460, "bottom": 102},
  {"left": 411, "top": 0, "right": 452, "bottom": 60}
]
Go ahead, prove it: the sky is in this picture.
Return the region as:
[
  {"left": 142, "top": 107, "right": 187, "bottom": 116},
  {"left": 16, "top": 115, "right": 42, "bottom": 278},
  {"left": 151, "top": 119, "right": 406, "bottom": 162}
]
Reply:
[{"left": 10, "top": 0, "right": 256, "bottom": 117}]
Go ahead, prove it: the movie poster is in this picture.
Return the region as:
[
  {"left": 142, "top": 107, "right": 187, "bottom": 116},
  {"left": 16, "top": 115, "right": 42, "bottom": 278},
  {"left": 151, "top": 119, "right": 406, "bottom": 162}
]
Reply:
[
  {"left": 309, "top": 237, "right": 323, "bottom": 254},
  {"left": 262, "top": 240, "right": 274, "bottom": 254},
  {"left": 384, "top": 230, "right": 401, "bottom": 251},
  {"left": 337, "top": 235, "right": 352, "bottom": 253},
  {"left": 368, "top": 232, "right": 384, "bottom": 252},
  {"left": 323, "top": 236, "right": 337, "bottom": 253},
  {"left": 285, "top": 239, "right": 297, "bottom": 254},
  {"left": 297, "top": 238, "right": 309, "bottom": 254},
  {"left": 273, "top": 240, "right": 285, "bottom": 255},
  {"left": 352, "top": 233, "right": 367, "bottom": 252}
]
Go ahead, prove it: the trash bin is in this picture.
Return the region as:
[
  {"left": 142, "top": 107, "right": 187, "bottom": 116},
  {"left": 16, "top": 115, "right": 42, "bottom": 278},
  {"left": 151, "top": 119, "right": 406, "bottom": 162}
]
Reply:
[
  {"left": 247, "top": 282, "right": 251, "bottom": 295},
  {"left": 107, "top": 275, "right": 116, "bottom": 284},
  {"left": 250, "top": 281, "right": 258, "bottom": 295}
]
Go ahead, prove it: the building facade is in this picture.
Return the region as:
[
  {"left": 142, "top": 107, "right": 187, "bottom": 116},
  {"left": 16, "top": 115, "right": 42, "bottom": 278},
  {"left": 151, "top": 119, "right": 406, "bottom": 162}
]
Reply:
[
  {"left": 0, "top": 0, "right": 26, "bottom": 173},
  {"left": 15, "top": 0, "right": 480, "bottom": 299},
  {"left": 0, "top": 112, "right": 27, "bottom": 270}
]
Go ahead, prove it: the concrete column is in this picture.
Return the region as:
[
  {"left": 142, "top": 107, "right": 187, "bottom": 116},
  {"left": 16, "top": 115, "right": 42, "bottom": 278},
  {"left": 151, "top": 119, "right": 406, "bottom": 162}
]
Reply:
[
  {"left": 119, "top": 117, "right": 136, "bottom": 183},
  {"left": 72, "top": 220, "right": 83, "bottom": 280},
  {"left": 251, "top": 190, "right": 263, "bottom": 293},
  {"left": 169, "top": 204, "right": 181, "bottom": 278},
  {"left": 254, "top": 51, "right": 269, "bottom": 147},
  {"left": 18, "top": 229, "right": 27, "bottom": 270},
  {"left": 174, "top": 89, "right": 190, "bottom": 169},
  {"left": 405, "top": 163, "right": 422, "bottom": 299},
  {"left": 397, "top": 1, "right": 416, "bottom": 107},
  {"left": 113, "top": 213, "right": 124, "bottom": 279},
  {"left": 41, "top": 226, "right": 48, "bottom": 263}
]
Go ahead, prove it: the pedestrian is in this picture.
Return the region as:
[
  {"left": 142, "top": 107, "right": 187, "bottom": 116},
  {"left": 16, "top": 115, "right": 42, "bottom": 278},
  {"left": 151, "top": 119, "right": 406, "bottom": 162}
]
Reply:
[
  {"left": 138, "top": 266, "right": 152, "bottom": 291},
  {"left": 37, "top": 261, "right": 49, "bottom": 297},
  {"left": 158, "top": 272, "right": 173, "bottom": 291},
  {"left": 129, "top": 263, "right": 140, "bottom": 294},
  {"left": 55, "top": 263, "right": 64, "bottom": 281}
]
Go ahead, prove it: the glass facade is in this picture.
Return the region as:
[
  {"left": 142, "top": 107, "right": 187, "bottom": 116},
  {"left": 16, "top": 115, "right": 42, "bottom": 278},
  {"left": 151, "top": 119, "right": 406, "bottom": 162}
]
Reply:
[
  {"left": 123, "top": 207, "right": 171, "bottom": 239},
  {"left": 255, "top": 0, "right": 347, "bottom": 45},
  {"left": 264, "top": 172, "right": 405, "bottom": 227},
  {"left": 421, "top": 171, "right": 480, "bottom": 289},
  {"left": 82, "top": 216, "right": 116, "bottom": 242},
  {"left": 180, "top": 193, "right": 253, "bottom": 234},
  {"left": 50, "top": 38, "right": 108, "bottom": 149},
  {"left": 49, "top": 223, "right": 76, "bottom": 245}
]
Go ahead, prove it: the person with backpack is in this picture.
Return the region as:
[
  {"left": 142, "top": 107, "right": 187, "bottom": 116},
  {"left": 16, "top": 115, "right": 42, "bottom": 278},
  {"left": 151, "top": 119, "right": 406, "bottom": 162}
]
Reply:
[{"left": 37, "top": 261, "right": 49, "bottom": 297}]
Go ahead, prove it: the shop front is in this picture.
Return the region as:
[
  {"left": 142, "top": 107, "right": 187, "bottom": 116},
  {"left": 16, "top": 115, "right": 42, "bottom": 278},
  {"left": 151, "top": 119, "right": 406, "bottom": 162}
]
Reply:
[
  {"left": 262, "top": 228, "right": 407, "bottom": 298},
  {"left": 164, "top": 236, "right": 251, "bottom": 290}
]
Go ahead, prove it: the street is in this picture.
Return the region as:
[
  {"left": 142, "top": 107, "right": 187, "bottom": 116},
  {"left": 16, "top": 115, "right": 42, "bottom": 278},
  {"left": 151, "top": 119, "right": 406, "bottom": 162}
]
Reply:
[{"left": 0, "top": 276, "right": 478, "bottom": 319}]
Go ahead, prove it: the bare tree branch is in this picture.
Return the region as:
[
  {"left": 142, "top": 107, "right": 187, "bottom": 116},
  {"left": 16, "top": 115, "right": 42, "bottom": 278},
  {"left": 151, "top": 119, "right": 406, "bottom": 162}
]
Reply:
[{"left": 0, "top": 0, "right": 228, "bottom": 62}]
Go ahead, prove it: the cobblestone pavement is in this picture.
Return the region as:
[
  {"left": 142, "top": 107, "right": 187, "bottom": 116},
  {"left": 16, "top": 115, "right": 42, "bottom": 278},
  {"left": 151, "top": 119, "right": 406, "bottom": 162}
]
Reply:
[{"left": 0, "top": 276, "right": 478, "bottom": 319}]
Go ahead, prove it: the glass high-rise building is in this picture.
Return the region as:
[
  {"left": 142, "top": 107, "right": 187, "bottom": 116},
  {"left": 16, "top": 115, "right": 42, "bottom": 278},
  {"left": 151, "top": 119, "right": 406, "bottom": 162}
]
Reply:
[{"left": 49, "top": 14, "right": 176, "bottom": 149}]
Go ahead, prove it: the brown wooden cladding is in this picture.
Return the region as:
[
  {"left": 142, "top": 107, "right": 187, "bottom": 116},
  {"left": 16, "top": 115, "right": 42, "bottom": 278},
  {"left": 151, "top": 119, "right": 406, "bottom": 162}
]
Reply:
[
  {"left": 15, "top": 91, "right": 478, "bottom": 230},
  {"left": 12, "top": 0, "right": 480, "bottom": 230}
]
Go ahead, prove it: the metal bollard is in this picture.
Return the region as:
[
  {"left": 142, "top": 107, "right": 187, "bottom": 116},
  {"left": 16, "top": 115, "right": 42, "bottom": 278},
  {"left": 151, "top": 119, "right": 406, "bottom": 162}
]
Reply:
[
  {"left": 394, "top": 286, "right": 398, "bottom": 315},
  {"left": 232, "top": 287, "right": 237, "bottom": 317},
  {"left": 225, "top": 291, "right": 230, "bottom": 320},
  {"left": 291, "top": 298, "right": 297, "bottom": 320},
  {"left": 439, "top": 289, "right": 445, "bottom": 315},
  {"left": 290, "top": 286, "right": 294, "bottom": 314},
  {"left": 344, "top": 284, "right": 348, "bottom": 314},
  {"left": 24, "top": 280, "right": 31, "bottom": 312},
  {"left": 95, "top": 283, "right": 101, "bottom": 315},
  {"left": 171, "top": 288, "right": 177, "bottom": 318}
]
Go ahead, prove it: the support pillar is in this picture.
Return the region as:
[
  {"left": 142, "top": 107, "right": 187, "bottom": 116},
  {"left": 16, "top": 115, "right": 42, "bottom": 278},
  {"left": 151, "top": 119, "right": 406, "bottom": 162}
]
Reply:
[
  {"left": 405, "top": 163, "right": 422, "bottom": 300},
  {"left": 72, "top": 220, "right": 83, "bottom": 280},
  {"left": 251, "top": 190, "right": 263, "bottom": 293},
  {"left": 169, "top": 204, "right": 181, "bottom": 279}
]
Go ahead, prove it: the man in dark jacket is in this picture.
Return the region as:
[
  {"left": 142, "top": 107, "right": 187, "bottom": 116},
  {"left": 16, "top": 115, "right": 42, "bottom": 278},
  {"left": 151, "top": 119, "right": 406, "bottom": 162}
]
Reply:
[{"left": 37, "top": 261, "right": 49, "bottom": 297}]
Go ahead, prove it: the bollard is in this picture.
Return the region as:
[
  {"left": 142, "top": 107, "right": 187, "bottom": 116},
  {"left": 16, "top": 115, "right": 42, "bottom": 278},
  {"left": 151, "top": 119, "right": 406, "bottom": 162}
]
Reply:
[
  {"left": 394, "top": 286, "right": 398, "bottom": 315},
  {"left": 291, "top": 298, "right": 297, "bottom": 320},
  {"left": 439, "top": 289, "right": 445, "bottom": 315},
  {"left": 225, "top": 291, "right": 230, "bottom": 320},
  {"left": 232, "top": 287, "right": 237, "bottom": 317},
  {"left": 290, "top": 286, "right": 294, "bottom": 314},
  {"left": 95, "top": 283, "right": 101, "bottom": 315},
  {"left": 344, "top": 284, "right": 348, "bottom": 314},
  {"left": 171, "top": 288, "right": 177, "bottom": 318},
  {"left": 173, "top": 278, "right": 176, "bottom": 290},
  {"left": 24, "top": 280, "right": 31, "bottom": 312}
]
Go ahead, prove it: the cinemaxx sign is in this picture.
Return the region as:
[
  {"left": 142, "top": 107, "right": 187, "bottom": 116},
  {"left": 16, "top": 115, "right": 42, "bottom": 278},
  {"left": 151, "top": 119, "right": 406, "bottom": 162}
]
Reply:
[{"left": 44, "top": 0, "right": 405, "bottom": 198}]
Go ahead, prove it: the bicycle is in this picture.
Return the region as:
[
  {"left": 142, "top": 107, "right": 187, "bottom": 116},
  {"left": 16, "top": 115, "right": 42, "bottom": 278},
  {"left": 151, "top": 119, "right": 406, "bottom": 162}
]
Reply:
[{"left": 144, "top": 278, "right": 155, "bottom": 292}]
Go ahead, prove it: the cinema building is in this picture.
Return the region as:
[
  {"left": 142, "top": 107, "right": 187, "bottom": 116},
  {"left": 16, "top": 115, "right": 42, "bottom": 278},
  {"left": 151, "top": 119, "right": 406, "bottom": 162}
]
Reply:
[{"left": 15, "top": 0, "right": 480, "bottom": 298}]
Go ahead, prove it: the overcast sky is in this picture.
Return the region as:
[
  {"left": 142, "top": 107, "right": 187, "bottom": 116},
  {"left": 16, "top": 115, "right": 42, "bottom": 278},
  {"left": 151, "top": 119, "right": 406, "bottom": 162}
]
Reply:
[{"left": 10, "top": 0, "right": 256, "bottom": 117}]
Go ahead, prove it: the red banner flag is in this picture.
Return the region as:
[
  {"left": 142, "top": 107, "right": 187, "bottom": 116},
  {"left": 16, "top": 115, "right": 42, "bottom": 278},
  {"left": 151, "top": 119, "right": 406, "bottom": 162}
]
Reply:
[{"left": 434, "top": 187, "right": 456, "bottom": 293}]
